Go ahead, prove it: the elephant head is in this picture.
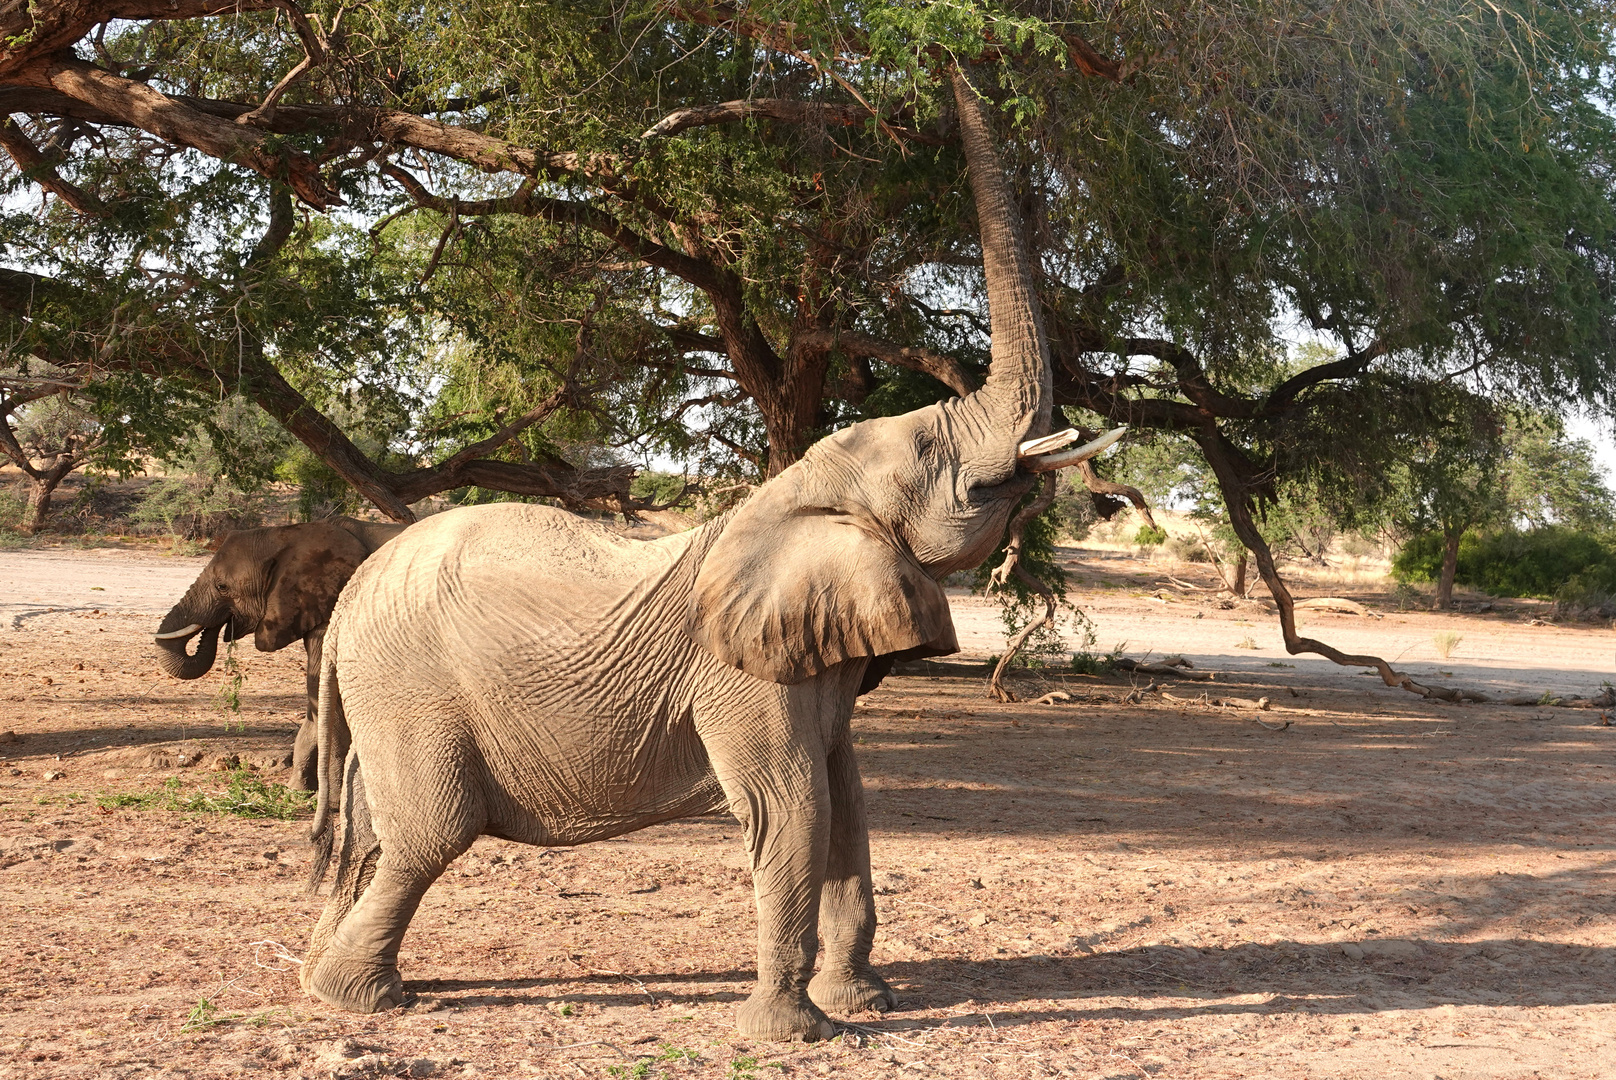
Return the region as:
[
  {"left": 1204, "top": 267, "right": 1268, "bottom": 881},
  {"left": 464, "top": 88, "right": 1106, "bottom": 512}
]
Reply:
[
  {"left": 153, "top": 521, "right": 375, "bottom": 679},
  {"left": 688, "top": 69, "right": 1122, "bottom": 684}
]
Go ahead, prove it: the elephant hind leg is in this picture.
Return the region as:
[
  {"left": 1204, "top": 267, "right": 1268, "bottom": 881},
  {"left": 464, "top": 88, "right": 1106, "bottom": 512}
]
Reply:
[{"left": 301, "top": 756, "right": 478, "bottom": 1013}]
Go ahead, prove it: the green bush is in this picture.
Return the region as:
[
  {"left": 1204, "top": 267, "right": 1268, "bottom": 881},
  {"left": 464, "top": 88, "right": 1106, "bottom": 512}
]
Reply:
[
  {"left": 1134, "top": 524, "right": 1167, "bottom": 546},
  {"left": 1393, "top": 526, "right": 1616, "bottom": 598}
]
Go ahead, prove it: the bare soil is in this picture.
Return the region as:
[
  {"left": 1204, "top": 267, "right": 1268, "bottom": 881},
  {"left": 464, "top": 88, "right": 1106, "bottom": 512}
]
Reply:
[{"left": 2, "top": 543, "right": 1614, "bottom": 1079}]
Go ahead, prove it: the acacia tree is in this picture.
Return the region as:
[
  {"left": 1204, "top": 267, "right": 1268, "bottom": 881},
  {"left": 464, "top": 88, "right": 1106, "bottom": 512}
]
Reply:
[{"left": 2, "top": 1, "right": 1613, "bottom": 695}]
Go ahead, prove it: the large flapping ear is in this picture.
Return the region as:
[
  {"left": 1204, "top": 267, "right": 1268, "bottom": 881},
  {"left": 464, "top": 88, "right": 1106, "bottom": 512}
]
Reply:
[
  {"left": 688, "top": 484, "right": 958, "bottom": 684},
  {"left": 257, "top": 523, "right": 371, "bottom": 652}
]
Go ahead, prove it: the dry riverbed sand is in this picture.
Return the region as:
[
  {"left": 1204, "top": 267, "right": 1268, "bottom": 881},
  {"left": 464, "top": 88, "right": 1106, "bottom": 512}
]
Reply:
[{"left": 1, "top": 543, "right": 1613, "bottom": 1079}]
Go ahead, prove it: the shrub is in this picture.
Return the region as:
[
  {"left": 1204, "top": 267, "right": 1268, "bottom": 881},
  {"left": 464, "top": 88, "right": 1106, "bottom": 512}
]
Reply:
[
  {"left": 97, "top": 770, "right": 313, "bottom": 819},
  {"left": 1393, "top": 527, "right": 1616, "bottom": 598},
  {"left": 1164, "top": 535, "right": 1209, "bottom": 562},
  {"left": 1134, "top": 524, "right": 1167, "bottom": 546}
]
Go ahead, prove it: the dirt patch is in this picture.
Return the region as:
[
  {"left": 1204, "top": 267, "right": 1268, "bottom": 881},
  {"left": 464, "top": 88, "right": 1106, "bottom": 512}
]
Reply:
[{"left": 1, "top": 549, "right": 1613, "bottom": 1078}]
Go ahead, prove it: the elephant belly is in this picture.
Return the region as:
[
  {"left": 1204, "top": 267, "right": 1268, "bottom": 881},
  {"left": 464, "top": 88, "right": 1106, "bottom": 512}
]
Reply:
[{"left": 471, "top": 703, "right": 727, "bottom": 847}]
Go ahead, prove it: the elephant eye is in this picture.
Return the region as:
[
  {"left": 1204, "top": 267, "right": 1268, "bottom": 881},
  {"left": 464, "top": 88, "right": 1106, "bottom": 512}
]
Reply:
[{"left": 215, "top": 582, "right": 229, "bottom": 593}]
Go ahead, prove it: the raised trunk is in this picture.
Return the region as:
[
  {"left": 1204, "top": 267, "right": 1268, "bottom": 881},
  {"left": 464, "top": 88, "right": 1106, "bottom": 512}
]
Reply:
[
  {"left": 950, "top": 67, "right": 1053, "bottom": 442},
  {"left": 1435, "top": 529, "right": 1461, "bottom": 610}
]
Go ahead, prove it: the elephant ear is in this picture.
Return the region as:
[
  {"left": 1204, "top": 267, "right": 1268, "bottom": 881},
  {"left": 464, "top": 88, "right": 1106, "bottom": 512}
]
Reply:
[
  {"left": 257, "top": 524, "right": 371, "bottom": 651},
  {"left": 688, "top": 487, "right": 957, "bottom": 684}
]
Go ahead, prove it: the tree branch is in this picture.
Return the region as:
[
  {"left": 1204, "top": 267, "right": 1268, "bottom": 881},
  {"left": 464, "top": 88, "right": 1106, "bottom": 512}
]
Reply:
[
  {"left": 16, "top": 55, "right": 340, "bottom": 208},
  {"left": 641, "top": 97, "right": 942, "bottom": 144},
  {"left": 797, "top": 328, "right": 977, "bottom": 397},
  {"left": 0, "top": 116, "right": 105, "bottom": 213},
  {"left": 987, "top": 473, "right": 1059, "bottom": 703}
]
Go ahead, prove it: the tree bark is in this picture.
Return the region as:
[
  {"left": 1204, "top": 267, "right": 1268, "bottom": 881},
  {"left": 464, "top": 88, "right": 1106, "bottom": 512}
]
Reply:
[
  {"left": 25, "top": 463, "right": 69, "bottom": 533},
  {"left": 1435, "top": 528, "right": 1461, "bottom": 610},
  {"left": 1231, "top": 550, "right": 1248, "bottom": 597}
]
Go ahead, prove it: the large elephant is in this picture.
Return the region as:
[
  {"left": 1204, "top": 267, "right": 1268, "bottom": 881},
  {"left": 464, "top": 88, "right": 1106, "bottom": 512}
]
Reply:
[
  {"left": 302, "top": 72, "right": 1120, "bottom": 1039},
  {"left": 153, "top": 517, "right": 406, "bottom": 788}
]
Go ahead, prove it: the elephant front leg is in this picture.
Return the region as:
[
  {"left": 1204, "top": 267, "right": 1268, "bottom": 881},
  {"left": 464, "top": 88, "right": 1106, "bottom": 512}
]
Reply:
[
  {"left": 808, "top": 737, "right": 896, "bottom": 1017},
  {"left": 712, "top": 757, "right": 836, "bottom": 1042},
  {"left": 291, "top": 629, "right": 324, "bottom": 791}
]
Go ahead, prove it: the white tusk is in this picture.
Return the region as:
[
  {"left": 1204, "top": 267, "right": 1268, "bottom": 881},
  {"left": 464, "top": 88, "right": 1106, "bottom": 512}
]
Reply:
[
  {"left": 1020, "top": 426, "right": 1128, "bottom": 472},
  {"left": 154, "top": 622, "right": 203, "bottom": 640},
  {"left": 1017, "top": 428, "right": 1080, "bottom": 458}
]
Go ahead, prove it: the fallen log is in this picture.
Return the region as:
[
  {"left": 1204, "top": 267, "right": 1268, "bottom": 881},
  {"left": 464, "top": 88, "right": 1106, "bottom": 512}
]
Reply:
[
  {"left": 1295, "top": 597, "right": 1374, "bottom": 617},
  {"left": 1116, "top": 657, "right": 1215, "bottom": 681}
]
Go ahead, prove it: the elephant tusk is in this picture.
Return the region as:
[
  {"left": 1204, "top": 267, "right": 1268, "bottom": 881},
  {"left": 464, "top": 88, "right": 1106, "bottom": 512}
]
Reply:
[
  {"left": 155, "top": 622, "right": 204, "bottom": 640},
  {"left": 1019, "top": 426, "right": 1128, "bottom": 472},
  {"left": 1017, "top": 428, "right": 1081, "bottom": 458}
]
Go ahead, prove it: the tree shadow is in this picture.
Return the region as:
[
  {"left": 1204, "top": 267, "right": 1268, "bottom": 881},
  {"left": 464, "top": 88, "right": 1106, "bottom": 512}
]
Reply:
[{"left": 874, "top": 935, "right": 1616, "bottom": 1023}]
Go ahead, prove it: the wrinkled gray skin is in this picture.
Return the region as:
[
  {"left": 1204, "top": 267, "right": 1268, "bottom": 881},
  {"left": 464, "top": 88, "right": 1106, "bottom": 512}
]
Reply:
[
  {"left": 303, "top": 73, "right": 1062, "bottom": 1040},
  {"left": 153, "top": 518, "right": 405, "bottom": 789}
]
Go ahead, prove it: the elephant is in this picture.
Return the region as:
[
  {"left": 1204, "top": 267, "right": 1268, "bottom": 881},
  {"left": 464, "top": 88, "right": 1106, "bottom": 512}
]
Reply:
[
  {"left": 300, "top": 70, "right": 1123, "bottom": 1040},
  {"left": 153, "top": 517, "right": 406, "bottom": 789}
]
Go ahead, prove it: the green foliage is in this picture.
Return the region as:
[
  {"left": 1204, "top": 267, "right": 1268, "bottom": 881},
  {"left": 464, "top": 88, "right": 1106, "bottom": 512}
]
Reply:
[
  {"left": 214, "top": 639, "right": 246, "bottom": 729},
  {"left": 97, "top": 771, "right": 313, "bottom": 820},
  {"left": 1134, "top": 525, "right": 1167, "bottom": 546},
  {"left": 629, "top": 471, "right": 695, "bottom": 509},
  {"left": 1394, "top": 527, "right": 1616, "bottom": 598},
  {"left": 970, "top": 487, "right": 1078, "bottom": 666}
]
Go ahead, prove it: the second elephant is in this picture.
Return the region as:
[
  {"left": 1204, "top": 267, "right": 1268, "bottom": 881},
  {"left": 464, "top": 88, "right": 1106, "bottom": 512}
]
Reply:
[{"left": 153, "top": 517, "right": 406, "bottom": 788}]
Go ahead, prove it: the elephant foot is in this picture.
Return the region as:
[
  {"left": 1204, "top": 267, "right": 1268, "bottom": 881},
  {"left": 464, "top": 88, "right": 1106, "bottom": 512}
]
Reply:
[
  {"left": 290, "top": 723, "right": 318, "bottom": 792},
  {"left": 808, "top": 966, "right": 897, "bottom": 1015},
  {"left": 301, "top": 952, "right": 404, "bottom": 1013},
  {"left": 736, "top": 990, "right": 836, "bottom": 1042}
]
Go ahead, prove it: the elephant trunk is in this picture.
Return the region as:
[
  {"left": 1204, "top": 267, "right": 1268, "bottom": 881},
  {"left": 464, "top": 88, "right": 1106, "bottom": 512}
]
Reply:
[
  {"left": 951, "top": 66, "right": 1053, "bottom": 448},
  {"left": 154, "top": 581, "right": 226, "bottom": 680}
]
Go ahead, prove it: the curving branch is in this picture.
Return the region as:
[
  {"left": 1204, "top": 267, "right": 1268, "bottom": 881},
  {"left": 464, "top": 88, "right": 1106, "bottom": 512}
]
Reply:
[
  {"left": 1075, "top": 457, "right": 1157, "bottom": 529},
  {"left": 641, "top": 97, "right": 942, "bottom": 144},
  {"left": 15, "top": 54, "right": 340, "bottom": 207},
  {"left": 795, "top": 328, "right": 978, "bottom": 398},
  {"left": 0, "top": 116, "right": 105, "bottom": 214}
]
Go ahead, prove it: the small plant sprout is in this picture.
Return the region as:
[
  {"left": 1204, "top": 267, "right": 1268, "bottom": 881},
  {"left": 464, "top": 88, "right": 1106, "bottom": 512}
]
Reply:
[
  {"left": 1433, "top": 630, "right": 1463, "bottom": 659},
  {"left": 214, "top": 638, "right": 246, "bottom": 731},
  {"left": 1236, "top": 635, "right": 1258, "bottom": 650}
]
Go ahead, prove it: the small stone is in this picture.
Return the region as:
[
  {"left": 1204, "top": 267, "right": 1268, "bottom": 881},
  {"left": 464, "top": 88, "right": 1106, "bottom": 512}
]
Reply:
[
  {"left": 42, "top": 770, "right": 66, "bottom": 781},
  {"left": 7, "top": 768, "right": 21, "bottom": 777},
  {"left": 0, "top": 731, "right": 18, "bottom": 744},
  {"left": 967, "top": 912, "right": 990, "bottom": 927},
  {"left": 103, "top": 769, "right": 125, "bottom": 780},
  {"left": 1359, "top": 939, "right": 1423, "bottom": 960},
  {"left": 1340, "top": 942, "right": 1365, "bottom": 961},
  {"left": 967, "top": 878, "right": 984, "bottom": 890},
  {"left": 871, "top": 871, "right": 909, "bottom": 895},
  {"left": 407, "top": 1059, "right": 439, "bottom": 1077}
]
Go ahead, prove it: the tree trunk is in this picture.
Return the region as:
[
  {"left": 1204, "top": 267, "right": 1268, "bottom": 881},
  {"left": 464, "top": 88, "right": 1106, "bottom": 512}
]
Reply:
[
  {"left": 23, "top": 458, "right": 72, "bottom": 534},
  {"left": 1435, "top": 528, "right": 1461, "bottom": 610},
  {"left": 1232, "top": 551, "right": 1248, "bottom": 597}
]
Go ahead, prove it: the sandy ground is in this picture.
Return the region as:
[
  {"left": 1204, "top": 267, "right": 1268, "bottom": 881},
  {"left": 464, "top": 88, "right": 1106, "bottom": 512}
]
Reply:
[{"left": 1, "top": 543, "right": 1613, "bottom": 1079}]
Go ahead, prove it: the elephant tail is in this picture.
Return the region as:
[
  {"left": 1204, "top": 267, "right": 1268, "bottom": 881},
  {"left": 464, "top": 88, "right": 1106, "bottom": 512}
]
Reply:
[{"left": 305, "top": 619, "right": 345, "bottom": 893}]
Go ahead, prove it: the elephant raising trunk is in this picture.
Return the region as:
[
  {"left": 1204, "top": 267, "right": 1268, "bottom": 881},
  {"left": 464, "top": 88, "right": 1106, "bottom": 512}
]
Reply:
[{"left": 297, "top": 65, "right": 1128, "bottom": 1042}]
